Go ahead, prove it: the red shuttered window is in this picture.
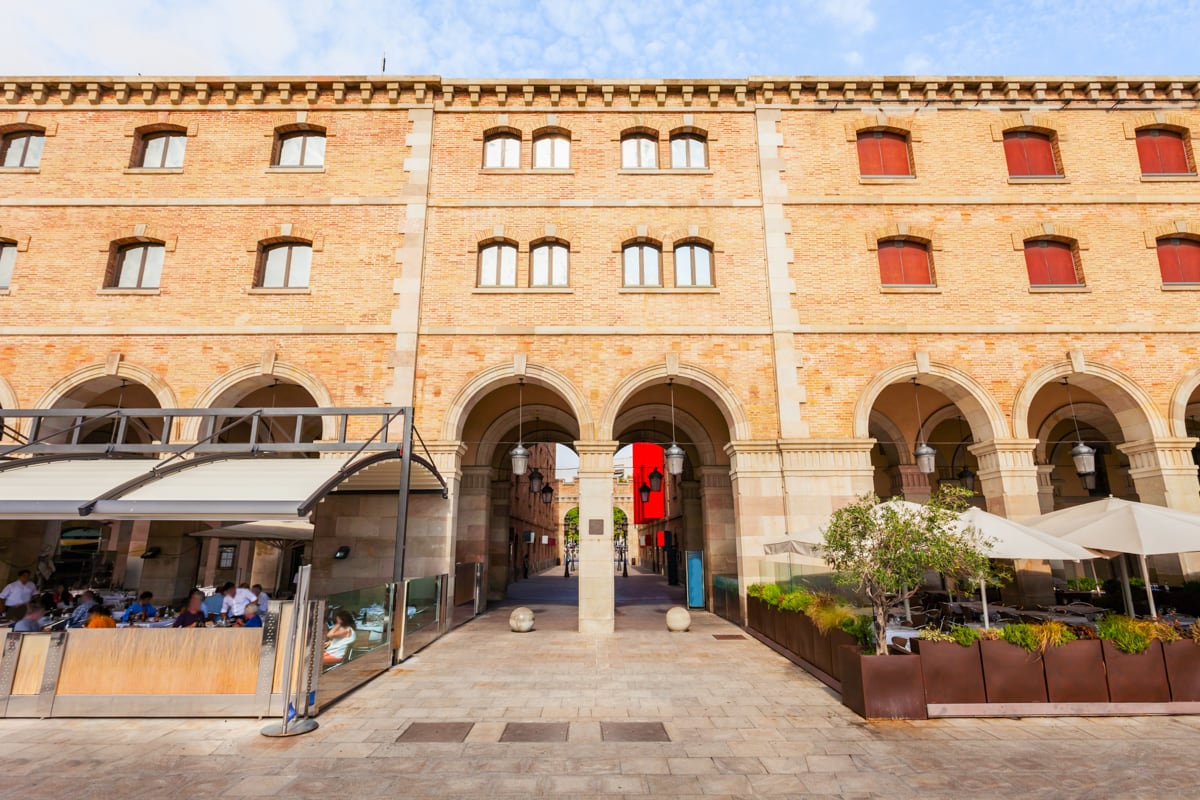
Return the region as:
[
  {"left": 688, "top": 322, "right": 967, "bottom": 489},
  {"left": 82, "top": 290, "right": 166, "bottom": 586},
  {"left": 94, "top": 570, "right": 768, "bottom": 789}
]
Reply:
[
  {"left": 1136, "top": 129, "right": 1192, "bottom": 175},
  {"left": 877, "top": 240, "right": 933, "bottom": 285},
  {"left": 1157, "top": 238, "right": 1200, "bottom": 284},
  {"left": 1003, "top": 131, "right": 1059, "bottom": 176},
  {"left": 1024, "top": 240, "right": 1080, "bottom": 286},
  {"left": 857, "top": 130, "right": 912, "bottom": 176}
]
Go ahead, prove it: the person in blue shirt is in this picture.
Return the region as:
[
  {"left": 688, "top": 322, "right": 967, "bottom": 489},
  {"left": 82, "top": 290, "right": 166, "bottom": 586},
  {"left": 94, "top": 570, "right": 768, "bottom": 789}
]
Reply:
[
  {"left": 239, "top": 602, "right": 263, "bottom": 628},
  {"left": 201, "top": 589, "right": 225, "bottom": 621},
  {"left": 68, "top": 591, "right": 97, "bottom": 628},
  {"left": 122, "top": 591, "right": 158, "bottom": 623}
]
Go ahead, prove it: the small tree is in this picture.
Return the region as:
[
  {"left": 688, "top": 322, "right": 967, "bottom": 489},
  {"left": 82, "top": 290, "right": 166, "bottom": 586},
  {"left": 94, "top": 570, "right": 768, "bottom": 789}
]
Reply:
[{"left": 819, "top": 486, "right": 994, "bottom": 655}]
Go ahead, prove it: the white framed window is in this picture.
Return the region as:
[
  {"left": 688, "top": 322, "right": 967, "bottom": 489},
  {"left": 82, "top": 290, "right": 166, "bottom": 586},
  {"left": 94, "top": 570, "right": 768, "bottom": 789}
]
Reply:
[
  {"left": 0, "top": 242, "right": 16, "bottom": 289},
  {"left": 111, "top": 243, "right": 165, "bottom": 289},
  {"left": 674, "top": 243, "right": 713, "bottom": 287},
  {"left": 621, "top": 135, "right": 657, "bottom": 168},
  {"left": 532, "top": 134, "right": 570, "bottom": 169},
  {"left": 139, "top": 132, "right": 187, "bottom": 168},
  {"left": 623, "top": 243, "right": 661, "bottom": 286},
  {"left": 531, "top": 242, "right": 569, "bottom": 286},
  {"left": 483, "top": 134, "right": 520, "bottom": 168},
  {"left": 275, "top": 132, "right": 325, "bottom": 167},
  {"left": 670, "top": 135, "right": 707, "bottom": 168},
  {"left": 1, "top": 131, "right": 44, "bottom": 168},
  {"left": 479, "top": 242, "right": 518, "bottom": 286},
  {"left": 259, "top": 243, "right": 312, "bottom": 288}
]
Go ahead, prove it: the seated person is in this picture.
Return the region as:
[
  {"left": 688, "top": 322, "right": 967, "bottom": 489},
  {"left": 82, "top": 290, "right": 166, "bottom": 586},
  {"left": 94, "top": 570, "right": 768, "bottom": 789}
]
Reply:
[
  {"left": 51, "top": 585, "right": 73, "bottom": 609},
  {"left": 173, "top": 589, "right": 208, "bottom": 628},
  {"left": 13, "top": 602, "right": 44, "bottom": 633},
  {"left": 68, "top": 591, "right": 98, "bottom": 628},
  {"left": 202, "top": 588, "right": 226, "bottom": 620},
  {"left": 86, "top": 605, "right": 117, "bottom": 629},
  {"left": 122, "top": 591, "right": 158, "bottom": 623},
  {"left": 322, "top": 610, "right": 357, "bottom": 665},
  {"left": 238, "top": 603, "right": 263, "bottom": 628}
]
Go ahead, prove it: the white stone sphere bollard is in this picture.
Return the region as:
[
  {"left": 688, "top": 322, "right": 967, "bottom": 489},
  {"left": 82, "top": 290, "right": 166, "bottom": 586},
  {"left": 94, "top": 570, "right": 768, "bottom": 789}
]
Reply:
[
  {"left": 665, "top": 606, "right": 691, "bottom": 632},
  {"left": 509, "top": 606, "right": 535, "bottom": 632}
]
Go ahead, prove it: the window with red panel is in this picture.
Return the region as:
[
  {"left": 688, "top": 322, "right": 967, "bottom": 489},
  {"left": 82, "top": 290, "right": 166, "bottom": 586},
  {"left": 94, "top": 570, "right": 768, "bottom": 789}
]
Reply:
[
  {"left": 877, "top": 240, "right": 933, "bottom": 285},
  {"left": 1136, "top": 129, "right": 1192, "bottom": 175},
  {"left": 1024, "top": 240, "right": 1080, "bottom": 285},
  {"left": 1003, "top": 130, "right": 1059, "bottom": 176},
  {"left": 1157, "top": 238, "right": 1200, "bottom": 284},
  {"left": 857, "top": 130, "right": 912, "bottom": 176}
]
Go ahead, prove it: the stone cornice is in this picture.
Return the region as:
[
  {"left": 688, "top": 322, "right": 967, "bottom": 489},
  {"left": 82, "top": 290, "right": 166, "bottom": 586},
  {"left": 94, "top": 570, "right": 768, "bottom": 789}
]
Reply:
[{"left": 3, "top": 76, "right": 1199, "bottom": 109}]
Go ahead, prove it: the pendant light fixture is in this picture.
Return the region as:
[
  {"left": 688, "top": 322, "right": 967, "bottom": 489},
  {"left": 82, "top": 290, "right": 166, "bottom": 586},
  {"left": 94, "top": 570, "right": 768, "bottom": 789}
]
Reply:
[
  {"left": 509, "top": 379, "right": 530, "bottom": 477},
  {"left": 638, "top": 482, "right": 652, "bottom": 503},
  {"left": 912, "top": 379, "right": 936, "bottom": 474},
  {"left": 664, "top": 378, "right": 686, "bottom": 477},
  {"left": 527, "top": 416, "right": 544, "bottom": 493},
  {"left": 647, "top": 417, "right": 664, "bottom": 492},
  {"left": 1063, "top": 377, "right": 1097, "bottom": 489},
  {"left": 540, "top": 483, "right": 554, "bottom": 505}
]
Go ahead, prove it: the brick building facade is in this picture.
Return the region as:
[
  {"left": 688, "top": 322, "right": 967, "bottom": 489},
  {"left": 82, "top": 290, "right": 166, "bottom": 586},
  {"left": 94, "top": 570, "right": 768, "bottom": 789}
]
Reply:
[{"left": 1, "top": 76, "right": 1199, "bottom": 630}]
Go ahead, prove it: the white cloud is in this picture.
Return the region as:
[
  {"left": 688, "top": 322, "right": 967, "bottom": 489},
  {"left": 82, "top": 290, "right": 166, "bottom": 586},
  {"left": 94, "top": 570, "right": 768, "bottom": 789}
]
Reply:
[{"left": 817, "top": 0, "right": 878, "bottom": 35}]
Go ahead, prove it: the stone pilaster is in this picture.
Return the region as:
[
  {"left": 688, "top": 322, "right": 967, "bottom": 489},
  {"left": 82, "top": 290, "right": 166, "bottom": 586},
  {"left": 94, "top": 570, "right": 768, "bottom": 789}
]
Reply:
[
  {"left": 575, "top": 441, "right": 618, "bottom": 634},
  {"left": 486, "top": 479, "right": 512, "bottom": 601},
  {"left": 968, "top": 439, "right": 1042, "bottom": 520},
  {"left": 1036, "top": 464, "right": 1057, "bottom": 514},
  {"left": 455, "top": 465, "right": 493, "bottom": 608},
  {"left": 725, "top": 441, "right": 787, "bottom": 601},
  {"left": 404, "top": 440, "right": 465, "bottom": 582},
  {"left": 779, "top": 439, "right": 877, "bottom": 527},
  {"left": 1118, "top": 437, "right": 1200, "bottom": 578}
]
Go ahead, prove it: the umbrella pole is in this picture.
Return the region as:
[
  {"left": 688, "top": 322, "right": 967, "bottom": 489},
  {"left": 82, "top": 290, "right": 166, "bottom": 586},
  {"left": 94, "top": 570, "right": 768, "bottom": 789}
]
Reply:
[
  {"left": 979, "top": 578, "right": 990, "bottom": 630},
  {"left": 1116, "top": 556, "right": 1135, "bottom": 617},
  {"left": 902, "top": 584, "right": 911, "bottom": 624},
  {"left": 1139, "top": 554, "right": 1157, "bottom": 619}
]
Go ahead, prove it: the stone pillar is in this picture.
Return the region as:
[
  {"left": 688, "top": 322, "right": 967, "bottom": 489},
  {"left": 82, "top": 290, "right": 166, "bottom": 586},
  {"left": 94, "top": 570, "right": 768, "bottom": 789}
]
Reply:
[
  {"left": 681, "top": 480, "right": 703, "bottom": 552},
  {"left": 779, "top": 439, "right": 877, "bottom": 528},
  {"left": 969, "top": 439, "right": 1052, "bottom": 606},
  {"left": 1036, "top": 465, "right": 1057, "bottom": 514},
  {"left": 487, "top": 480, "right": 512, "bottom": 601},
  {"left": 725, "top": 441, "right": 787, "bottom": 603},
  {"left": 893, "top": 465, "right": 933, "bottom": 504},
  {"left": 575, "top": 441, "right": 617, "bottom": 634},
  {"left": 698, "top": 467, "right": 736, "bottom": 604},
  {"left": 404, "top": 441, "right": 464, "bottom": 582},
  {"left": 1119, "top": 437, "right": 1200, "bottom": 578},
  {"left": 456, "top": 466, "right": 493, "bottom": 604}
]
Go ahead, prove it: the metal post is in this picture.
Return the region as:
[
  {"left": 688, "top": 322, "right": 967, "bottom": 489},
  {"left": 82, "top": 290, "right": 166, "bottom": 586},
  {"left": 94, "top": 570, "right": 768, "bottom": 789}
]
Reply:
[
  {"left": 1116, "top": 556, "right": 1136, "bottom": 617},
  {"left": 393, "top": 409, "right": 415, "bottom": 584},
  {"left": 261, "top": 564, "right": 318, "bottom": 737},
  {"left": 1139, "top": 554, "right": 1158, "bottom": 619}
]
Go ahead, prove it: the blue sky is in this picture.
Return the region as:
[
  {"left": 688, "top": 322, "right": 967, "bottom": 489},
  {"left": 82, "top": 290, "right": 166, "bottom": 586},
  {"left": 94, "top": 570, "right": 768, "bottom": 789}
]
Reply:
[{"left": 3, "top": 0, "right": 1197, "bottom": 77}]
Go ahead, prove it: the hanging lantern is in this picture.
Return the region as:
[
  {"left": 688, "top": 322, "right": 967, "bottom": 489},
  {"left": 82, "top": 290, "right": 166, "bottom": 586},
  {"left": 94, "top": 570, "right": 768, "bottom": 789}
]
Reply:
[
  {"left": 664, "top": 443, "right": 686, "bottom": 476},
  {"left": 648, "top": 466, "right": 664, "bottom": 493},
  {"left": 914, "top": 442, "right": 936, "bottom": 474},
  {"left": 528, "top": 467, "right": 544, "bottom": 494},
  {"left": 638, "top": 482, "right": 651, "bottom": 503},
  {"left": 1071, "top": 441, "right": 1096, "bottom": 479},
  {"left": 509, "top": 443, "right": 530, "bottom": 477},
  {"left": 540, "top": 483, "right": 554, "bottom": 505},
  {"left": 957, "top": 466, "right": 976, "bottom": 493}
]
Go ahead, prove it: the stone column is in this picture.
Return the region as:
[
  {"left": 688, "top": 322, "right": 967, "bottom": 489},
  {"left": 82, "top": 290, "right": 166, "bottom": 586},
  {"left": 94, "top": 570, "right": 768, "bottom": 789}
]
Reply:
[
  {"left": 725, "top": 441, "right": 787, "bottom": 602},
  {"left": 698, "top": 467, "right": 736, "bottom": 603},
  {"left": 969, "top": 439, "right": 1052, "bottom": 606},
  {"left": 1119, "top": 437, "right": 1200, "bottom": 578},
  {"left": 456, "top": 466, "right": 493, "bottom": 605},
  {"left": 779, "top": 439, "right": 877, "bottom": 528},
  {"left": 486, "top": 479, "right": 512, "bottom": 601},
  {"left": 575, "top": 441, "right": 617, "bottom": 634},
  {"left": 1036, "top": 465, "right": 1057, "bottom": 514},
  {"left": 404, "top": 441, "right": 464, "bottom": 582}
]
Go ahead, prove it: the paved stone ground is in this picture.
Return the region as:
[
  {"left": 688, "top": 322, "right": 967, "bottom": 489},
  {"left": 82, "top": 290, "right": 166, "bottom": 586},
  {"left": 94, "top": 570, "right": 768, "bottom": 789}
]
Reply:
[{"left": 2, "top": 567, "right": 1200, "bottom": 799}]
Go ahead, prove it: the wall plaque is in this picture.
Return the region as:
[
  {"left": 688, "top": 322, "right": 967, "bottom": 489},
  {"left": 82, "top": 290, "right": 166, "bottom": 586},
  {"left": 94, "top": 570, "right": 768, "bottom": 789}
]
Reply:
[{"left": 588, "top": 519, "right": 604, "bottom": 536}]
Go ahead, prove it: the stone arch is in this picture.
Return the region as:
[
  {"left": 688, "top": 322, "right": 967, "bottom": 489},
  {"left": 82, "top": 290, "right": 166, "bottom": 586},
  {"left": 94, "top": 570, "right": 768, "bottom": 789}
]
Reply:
[
  {"left": 1034, "top": 402, "right": 1125, "bottom": 462},
  {"left": 36, "top": 361, "right": 177, "bottom": 411},
  {"left": 475, "top": 403, "right": 582, "bottom": 469},
  {"left": 0, "top": 374, "right": 19, "bottom": 412},
  {"left": 853, "top": 360, "right": 1008, "bottom": 442},
  {"left": 184, "top": 361, "right": 335, "bottom": 441},
  {"left": 868, "top": 409, "right": 910, "bottom": 464},
  {"left": 1170, "top": 366, "right": 1200, "bottom": 437},
  {"left": 1012, "top": 359, "right": 1168, "bottom": 441},
  {"left": 441, "top": 361, "right": 594, "bottom": 442},
  {"left": 599, "top": 361, "right": 752, "bottom": 442},
  {"left": 612, "top": 402, "right": 719, "bottom": 466}
]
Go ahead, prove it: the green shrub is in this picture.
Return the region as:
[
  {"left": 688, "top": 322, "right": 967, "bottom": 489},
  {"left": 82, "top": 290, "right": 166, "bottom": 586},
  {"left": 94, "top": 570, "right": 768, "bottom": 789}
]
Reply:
[
  {"left": 998, "top": 623, "right": 1041, "bottom": 653},
  {"left": 998, "top": 621, "right": 1076, "bottom": 653},
  {"left": 949, "top": 626, "right": 982, "bottom": 647},
  {"left": 747, "top": 583, "right": 765, "bottom": 599},
  {"left": 918, "top": 629, "right": 953, "bottom": 643},
  {"left": 809, "top": 594, "right": 854, "bottom": 633},
  {"left": 840, "top": 614, "right": 876, "bottom": 649},
  {"left": 779, "top": 591, "right": 815, "bottom": 613},
  {"left": 759, "top": 584, "right": 783, "bottom": 606},
  {"left": 1097, "top": 615, "right": 1154, "bottom": 654},
  {"left": 1129, "top": 577, "right": 1146, "bottom": 588},
  {"left": 1066, "top": 577, "right": 1100, "bottom": 591}
]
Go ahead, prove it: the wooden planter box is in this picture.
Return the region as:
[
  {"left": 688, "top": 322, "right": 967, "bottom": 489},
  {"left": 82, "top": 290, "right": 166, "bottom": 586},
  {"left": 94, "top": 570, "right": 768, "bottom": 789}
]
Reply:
[
  {"left": 794, "top": 612, "right": 815, "bottom": 665},
  {"left": 980, "top": 640, "right": 1048, "bottom": 703},
  {"left": 839, "top": 646, "right": 927, "bottom": 720},
  {"left": 827, "top": 628, "right": 857, "bottom": 681},
  {"left": 779, "top": 609, "right": 801, "bottom": 655},
  {"left": 1163, "top": 640, "right": 1200, "bottom": 702},
  {"left": 747, "top": 596, "right": 766, "bottom": 633},
  {"left": 1104, "top": 640, "right": 1170, "bottom": 703},
  {"left": 1042, "top": 640, "right": 1108, "bottom": 703},
  {"left": 913, "top": 639, "right": 985, "bottom": 704},
  {"left": 809, "top": 624, "right": 835, "bottom": 676}
]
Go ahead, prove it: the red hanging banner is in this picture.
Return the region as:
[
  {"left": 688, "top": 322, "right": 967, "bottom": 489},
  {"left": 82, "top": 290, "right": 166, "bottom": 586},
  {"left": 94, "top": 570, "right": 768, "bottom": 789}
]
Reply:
[{"left": 632, "top": 442, "right": 665, "bottom": 524}]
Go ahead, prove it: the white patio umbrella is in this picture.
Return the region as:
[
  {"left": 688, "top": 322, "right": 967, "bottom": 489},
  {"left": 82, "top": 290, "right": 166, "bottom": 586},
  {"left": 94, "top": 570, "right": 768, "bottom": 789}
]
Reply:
[
  {"left": 1029, "top": 497, "right": 1200, "bottom": 618},
  {"left": 953, "top": 506, "right": 1098, "bottom": 628}
]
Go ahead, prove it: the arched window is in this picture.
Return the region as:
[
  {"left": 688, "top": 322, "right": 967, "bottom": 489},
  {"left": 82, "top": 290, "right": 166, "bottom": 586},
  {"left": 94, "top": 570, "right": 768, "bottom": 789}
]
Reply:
[
  {"left": 258, "top": 242, "right": 312, "bottom": 288},
  {"left": 0, "top": 240, "right": 16, "bottom": 290},
  {"left": 856, "top": 130, "right": 912, "bottom": 177},
  {"left": 622, "top": 242, "right": 661, "bottom": 287},
  {"left": 621, "top": 133, "right": 658, "bottom": 169},
  {"left": 1003, "top": 130, "right": 1059, "bottom": 177},
  {"left": 109, "top": 242, "right": 165, "bottom": 289},
  {"left": 530, "top": 241, "right": 569, "bottom": 286},
  {"left": 877, "top": 239, "right": 933, "bottom": 286},
  {"left": 274, "top": 129, "right": 325, "bottom": 167},
  {"left": 135, "top": 129, "right": 187, "bottom": 169},
  {"left": 1, "top": 129, "right": 45, "bottom": 168},
  {"left": 483, "top": 132, "right": 520, "bottom": 168},
  {"left": 478, "top": 241, "right": 518, "bottom": 286},
  {"left": 532, "top": 133, "right": 570, "bottom": 169},
  {"left": 670, "top": 133, "right": 707, "bottom": 168},
  {"left": 674, "top": 242, "right": 713, "bottom": 287},
  {"left": 1024, "top": 239, "right": 1080, "bottom": 286},
  {"left": 1157, "top": 237, "right": 1200, "bottom": 284},
  {"left": 1136, "top": 128, "right": 1193, "bottom": 175}
]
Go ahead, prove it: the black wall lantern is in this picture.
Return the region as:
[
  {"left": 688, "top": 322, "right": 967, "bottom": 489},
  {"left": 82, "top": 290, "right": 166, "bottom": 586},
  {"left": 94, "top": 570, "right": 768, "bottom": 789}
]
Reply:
[
  {"left": 638, "top": 482, "right": 651, "bottom": 503},
  {"left": 540, "top": 483, "right": 554, "bottom": 505},
  {"left": 333, "top": 546, "right": 351, "bottom": 560},
  {"left": 647, "top": 466, "right": 663, "bottom": 493}
]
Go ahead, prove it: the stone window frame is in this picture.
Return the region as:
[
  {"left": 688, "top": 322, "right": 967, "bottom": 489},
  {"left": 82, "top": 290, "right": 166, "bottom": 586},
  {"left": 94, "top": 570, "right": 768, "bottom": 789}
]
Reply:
[
  {"left": 619, "top": 235, "right": 664, "bottom": 287},
  {"left": 1011, "top": 222, "right": 1089, "bottom": 292},
  {"left": 476, "top": 236, "right": 521, "bottom": 288},
  {"left": 1144, "top": 220, "right": 1200, "bottom": 290},
  {"left": 846, "top": 114, "right": 921, "bottom": 181},
  {"left": 245, "top": 224, "right": 323, "bottom": 294},
  {"left": 99, "top": 225, "right": 177, "bottom": 295},
  {"left": 530, "top": 126, "right": 572, "bottom": 170},
  {"left": 528, "top": 236, "right": 571, "bottom": 288},
  {"left": 1123, "top": 112, "right": 1197, "bottom": 180},
  {"left": 668, "top": 126, "right": 709, "bottom": 169},
  {"left": 866, "top": 223, "right": 941, "bottom": 292},
  {"left": 481, "top": 126, "right": 522, "bottom": 170},
  {"left": 671, "top": 237, "right": 716, "bottom": 288},
  {"left": 0, "top": 123, "right": 48, "bottom": 170},
  {"left": 0, "top": 232, "right": 27, "bottom": 293},
  {"left": 619, "top": 126, "right": 660, "bottom": 170},
  {"left": 991, "top": 114, "right": 1067, "bottom": 182},
  {"left": 128, "top": 122, "right": 190, "bottom": 170},
  {"left": 269, "top": 122, "right": 327, "bottom": 169}
]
